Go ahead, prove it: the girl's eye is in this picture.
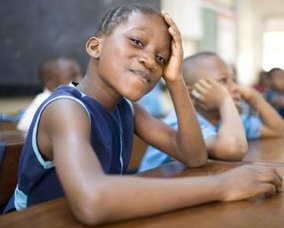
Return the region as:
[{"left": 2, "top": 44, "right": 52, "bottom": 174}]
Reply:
[
  {"left": 219, "top": 78, "right": 227, "bottom": 84},
  {"left": 156, "top": 55, "right": 166, "bottom": 65},
  {"left": 130, "top": 38, "right": 143, "bottom": 47}
]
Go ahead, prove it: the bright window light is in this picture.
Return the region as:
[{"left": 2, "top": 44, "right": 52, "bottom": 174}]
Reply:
[{"left": 263, "top": 31, "right": 284, "bottom": 71}]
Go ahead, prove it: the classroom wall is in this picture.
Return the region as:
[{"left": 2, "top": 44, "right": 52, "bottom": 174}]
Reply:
[
  {"left": 237, "top": 0, "right": 284, "bottom": 86},
  {"left": 161, "top": 0, "right": 237, "bottom": 62},
  {"left": 0, "top": 0, "right": 160, "bottom": 97}
]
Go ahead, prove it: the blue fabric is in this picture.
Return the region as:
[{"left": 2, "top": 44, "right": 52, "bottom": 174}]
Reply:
[
  {"left": 0, "top": 142, "right": 6, "bottom": 167},
  {"left": 138, "top": 111, "right": 216, "bottom": 172},
  {"left": 4, "top": 83, "right": 134, "bottom": 212},
  {"left": 266, "top": 89, "right": 284, "bottom": 117},
  {"left": 139, "top": 109, "right": 263, "bottom": 172},
  {"left": 138, "top": 82, "right": 163, "bottom": 117},
  {"left": 240, "top": 113, "right": 262, "bottom": 140},
  {"left": 0, "top": 110, "right": 25, "bottom": 122}
]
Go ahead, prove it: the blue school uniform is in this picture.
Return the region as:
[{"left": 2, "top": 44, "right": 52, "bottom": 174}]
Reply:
[
  {"left": 4, "top": 83, "right": 134, "bottom": 212},
  {"left": 138, "top": 82, "right": 163, "bottom": 117},
  {"left": 139, "top": 109, "right": 262, "bottom": 172},
  {"left": 266, "top": 89, "right": 284, "bottom": 117}
]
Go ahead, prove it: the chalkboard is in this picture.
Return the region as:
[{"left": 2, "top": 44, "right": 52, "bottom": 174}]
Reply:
[{"left": 0, "top": 0, "right": 160, "bottom": 96}]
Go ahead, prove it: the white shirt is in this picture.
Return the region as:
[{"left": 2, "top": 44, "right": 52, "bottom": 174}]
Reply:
[{"left": 17, "top": 88, "right": 51, "bottom": 132}]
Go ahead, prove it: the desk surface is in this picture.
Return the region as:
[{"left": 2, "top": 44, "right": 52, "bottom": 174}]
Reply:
[
  {"left": 0, "top": 130, "right": 25, "bottom": 145},
  {"left": 245, "top": 137, "right": 284, "bottom": 165},
  {"left": 0, "top": 139, "right": 284, "bottom": 227}
]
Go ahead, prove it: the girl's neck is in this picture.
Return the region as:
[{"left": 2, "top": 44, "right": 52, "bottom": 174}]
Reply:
[{"left": 77, "top": 61, "right": 121, "bottom": 111}]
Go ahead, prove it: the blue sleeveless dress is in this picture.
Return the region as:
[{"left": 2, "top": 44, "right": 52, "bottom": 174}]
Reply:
[{"left": 4, "top": 83, "right": 134, "bottom": 212}]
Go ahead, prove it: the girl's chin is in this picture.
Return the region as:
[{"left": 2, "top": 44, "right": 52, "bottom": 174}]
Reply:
[{"left": 124, "top": 91, "right": 145, "bottom": 102}]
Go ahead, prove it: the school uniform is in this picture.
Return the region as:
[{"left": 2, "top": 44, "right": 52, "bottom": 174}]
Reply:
[
  {"left": 4, "top": 83, "right": 134, "bottom": 212},
  {"left": 266, "top": 89, "right": 284, "bottom": 117},
  {"left": 139, "top": 108, "right": 262, "bottom": 172},
  {"left": 17, "top": 88, "right": 52, "bottom": 132}
]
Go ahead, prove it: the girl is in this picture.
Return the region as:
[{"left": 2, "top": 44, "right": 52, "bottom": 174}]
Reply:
[{"left": 4, "top": 5, "right": 281, "bottom": 225}]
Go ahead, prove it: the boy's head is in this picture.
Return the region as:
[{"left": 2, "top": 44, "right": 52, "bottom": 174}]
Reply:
[
  {"left": 182, "top": 52, "right": 240, "bottom": 107},
  {"left": 39, "top": 57, "right": 82, "bottom": 92},
  {"left": 85, "top": 5, "right": 171, "bottom": 101},
  {"left": 267, "top": 68, "right": 284, "bottom": 92}
]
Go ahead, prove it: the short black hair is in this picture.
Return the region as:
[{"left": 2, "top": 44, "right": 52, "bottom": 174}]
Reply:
[
  {"left": 267, "top": 68, "right": 283, "bottom": 78},
  {"left": 38, "top": 57, "right": 59, "bottom": 85},
  {"left": 183, "top": 52, "right": 218, "bottom": 66},
  {"left": 96, "top": 5, "right": 160, "bottom": 37}
]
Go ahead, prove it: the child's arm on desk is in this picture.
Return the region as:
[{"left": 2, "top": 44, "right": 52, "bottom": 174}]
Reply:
[
  {"left": 41, "top": 97, "right": 282, "bottom": 226},
  {"left": 238, "top": 86, "right": 284, "bottom": 138},
  {"left": 192, "top": 79, "right": 247, "bottom": 161}
]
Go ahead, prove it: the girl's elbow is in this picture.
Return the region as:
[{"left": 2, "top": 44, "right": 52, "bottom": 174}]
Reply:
[
  {"left": 71, "top": 188, "right": 108, "bottom": 226},
  {"left": 185, "top": 149, "right": 208, "bottom": 168}
]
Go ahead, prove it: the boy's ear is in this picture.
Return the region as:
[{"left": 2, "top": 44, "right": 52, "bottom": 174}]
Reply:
[{"left": 85, "top": 37, "right": 102, "bottom": 59}]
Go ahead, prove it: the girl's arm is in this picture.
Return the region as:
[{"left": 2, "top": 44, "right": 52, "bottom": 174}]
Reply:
[
  {"left": 135, "top": 12, "right": 207, "bottom": 167},
  {"left": 41, "top": 100, "right": 282, "bottom": 226}
]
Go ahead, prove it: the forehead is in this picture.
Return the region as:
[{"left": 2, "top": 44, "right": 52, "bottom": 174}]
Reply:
[
  {"left": 110, "top": 12, "right": 171, "bottom": 48},
  {"left": 272, "top": 70, "right": 284, "bottom": 78},
  {"left": 199, "top": 57, "right": 232, "bottom": 80}
]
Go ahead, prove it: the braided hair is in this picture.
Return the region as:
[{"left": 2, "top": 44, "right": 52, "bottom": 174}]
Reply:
[{"left": 96, "top": 5, "right": 160, "bottom": 37}]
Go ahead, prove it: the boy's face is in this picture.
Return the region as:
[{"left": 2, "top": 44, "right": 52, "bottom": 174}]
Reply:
[
  {"left": 48, "top": 59, "right": 82, "bottom": 91},
  {"left": 270, "top": 70, "right": 284, "bottom": 92},
  {"left": 191, "top": 57, "right": 241, "bottom": 108},
  {"left": 97, "top": 12, "right": 171, "bottom": 101}
]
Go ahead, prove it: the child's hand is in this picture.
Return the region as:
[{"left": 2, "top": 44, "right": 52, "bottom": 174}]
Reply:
[
  {"left": 236, "top": 85, "right": 255, "bottom": 101},
  {"left": 161, "top": 11, "right": 183, "bottom": 84},
  {"left": 236, "top": 85, "right": 262, "bottom": 104},
  {"left": 191, "top": 78, "right": 231, "bottom": 111},
  {"left": 218, "top": 165, "right": 282, "bottom": 202}
]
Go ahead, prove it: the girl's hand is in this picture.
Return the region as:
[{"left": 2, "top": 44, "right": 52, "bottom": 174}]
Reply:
[
  {"left": 161, "top": 11, "right": 183, "bottom": 84},
  {"left": 219, "top": 165, "right": 282, "bottom": 202}
]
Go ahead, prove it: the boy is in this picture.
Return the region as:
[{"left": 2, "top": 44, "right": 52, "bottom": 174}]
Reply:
[
  {"left": 140, "top": 52, "right": 284, "bottom": 171},
  {"left": 17, "top": 57, "right": 82, "bottom": 132},
  {"left": 265, "top": 68, "right": 284, "bottom": 117}
]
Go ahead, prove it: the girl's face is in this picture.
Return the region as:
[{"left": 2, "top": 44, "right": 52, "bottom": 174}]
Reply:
[{"left": 97, "top": 12, "right": 171, "bottom": 101}]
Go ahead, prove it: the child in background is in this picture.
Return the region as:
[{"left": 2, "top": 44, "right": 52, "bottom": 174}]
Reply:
[
  {"left": 265, "top": 68, "right": 284, "bottom": 117},
  {"left": 17, "top": 57, "right": 82, "bottom": 132},
  {"left": 5, "top": 6, "right": 282, "bottom": 226},
  {"left": 140, "top": 52, "right": 284, "bottom": 171},
  {"left": 253, "top": 70, "right": 269, "bottom": 94}
]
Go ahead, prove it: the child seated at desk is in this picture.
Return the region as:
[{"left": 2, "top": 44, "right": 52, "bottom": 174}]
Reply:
[
  {"left": 4, "top": 5, "right": 282, "bottom": 226},
  {"left": 17, "top": 57, "right": 82, "bottom": 133},
  {"left": 140, "top": 52, "right": 284, "bottom": 172},
  {"left": 265, "top": 68, "right": 284, "bottom": 117}
]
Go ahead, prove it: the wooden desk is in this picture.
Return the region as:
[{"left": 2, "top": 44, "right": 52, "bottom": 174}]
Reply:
[
  {"left": 0, "top": 161, "right": 283, "bottom": 228},
  {"left": 1, "top": 137, "right": 284, "bottom": 227},
  {"left": 0, "top": 130, "right": 25, "bottom": 210},
  {"left": 245, "top": 137, "right": 284, "bottom": 165},
  {"left": 0, "top": 130, "right": 25, "bottom": 145}
]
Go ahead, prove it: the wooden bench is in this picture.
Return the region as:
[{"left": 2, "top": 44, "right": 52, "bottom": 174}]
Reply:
[
  {"left": 0, "top": 142, "right": 23, "bottom": 211},
  {"left": 0, "top": 121, "right": 18, "bottom": 131}
]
